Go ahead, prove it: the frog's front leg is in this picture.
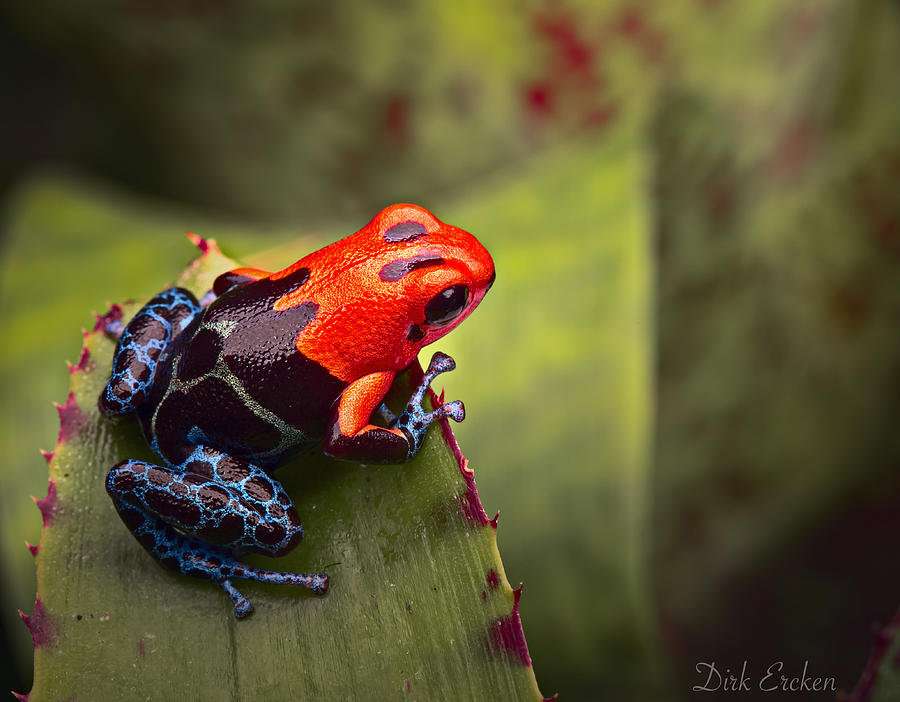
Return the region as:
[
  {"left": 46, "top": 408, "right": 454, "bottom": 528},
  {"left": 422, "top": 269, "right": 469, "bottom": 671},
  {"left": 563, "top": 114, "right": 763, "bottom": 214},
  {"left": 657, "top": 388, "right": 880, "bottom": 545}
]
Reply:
[
  {"left": 324, "top": 352, "right": 465, "bottom": 463},
  {"left": 106, "top": 447, "right": 327, "bottom": 617},
  {"left": 99, "top": 288, "right": 200, "bottom": 415}
]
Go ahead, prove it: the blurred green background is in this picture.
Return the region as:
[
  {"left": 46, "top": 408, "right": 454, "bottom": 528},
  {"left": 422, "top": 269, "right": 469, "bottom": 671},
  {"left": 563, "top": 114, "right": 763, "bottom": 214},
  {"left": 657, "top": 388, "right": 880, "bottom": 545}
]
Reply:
[{"left": 2, "top": 1, "right": 899, "bottom": 700}]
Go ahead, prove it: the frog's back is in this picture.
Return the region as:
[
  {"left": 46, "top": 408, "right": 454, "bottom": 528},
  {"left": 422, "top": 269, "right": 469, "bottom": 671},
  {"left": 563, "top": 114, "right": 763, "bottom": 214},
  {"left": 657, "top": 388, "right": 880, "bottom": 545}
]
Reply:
[{"left": 144, "top": 270, "right": 347, "bottom": 468}]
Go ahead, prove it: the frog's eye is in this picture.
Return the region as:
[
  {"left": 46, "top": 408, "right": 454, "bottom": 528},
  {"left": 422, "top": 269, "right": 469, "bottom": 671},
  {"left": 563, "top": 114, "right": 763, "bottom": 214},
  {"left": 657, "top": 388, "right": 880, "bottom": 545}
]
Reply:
[{"left": 424, "top": 284, "right": 469, "bottom": 327}]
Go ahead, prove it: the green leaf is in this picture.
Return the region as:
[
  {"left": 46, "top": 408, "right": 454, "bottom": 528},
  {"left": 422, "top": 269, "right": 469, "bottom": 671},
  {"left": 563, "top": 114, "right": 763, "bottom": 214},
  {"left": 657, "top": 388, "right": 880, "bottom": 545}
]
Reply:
[{"left": 22, "top": 237, "right": 546, "bottom": 701}]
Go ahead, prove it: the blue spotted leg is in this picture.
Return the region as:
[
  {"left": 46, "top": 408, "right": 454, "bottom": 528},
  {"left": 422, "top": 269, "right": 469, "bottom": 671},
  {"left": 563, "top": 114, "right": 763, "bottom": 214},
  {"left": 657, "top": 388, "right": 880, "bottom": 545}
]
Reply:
[
  {"left": 106, "top": 446, "right": 328, "bottom": 617},
  {"left": 100, "top": 288, "right": 200, "bottom": 415},
  {"left": 393, "top": 352, "right": 465, "bottom": 460}
]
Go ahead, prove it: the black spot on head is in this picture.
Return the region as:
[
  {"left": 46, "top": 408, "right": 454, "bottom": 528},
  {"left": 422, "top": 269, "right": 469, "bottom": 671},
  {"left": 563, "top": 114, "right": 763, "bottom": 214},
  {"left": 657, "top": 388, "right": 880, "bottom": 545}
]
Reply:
[
  {"left": 384, "top": 220, "right": 428, "bottom": 243},
  {"left": 379, "top": 255, "right": 445, "bottom": 282},
  {"left": 407, "top": 324, "right": 425, "bottom": 342}
]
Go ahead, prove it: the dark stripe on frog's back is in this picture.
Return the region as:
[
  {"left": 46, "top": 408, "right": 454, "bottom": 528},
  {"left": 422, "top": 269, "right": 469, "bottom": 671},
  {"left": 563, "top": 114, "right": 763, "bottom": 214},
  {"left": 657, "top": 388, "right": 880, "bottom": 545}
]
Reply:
[{"left": 186, "top": 266, "right": 346, "bottom": 437}]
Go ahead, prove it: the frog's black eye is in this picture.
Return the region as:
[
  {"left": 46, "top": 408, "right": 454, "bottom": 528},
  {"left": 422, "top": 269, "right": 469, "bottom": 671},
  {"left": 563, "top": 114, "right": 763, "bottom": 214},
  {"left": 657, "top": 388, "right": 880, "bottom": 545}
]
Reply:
[{"left": 424, "top": 284, "right": 469, "bottom": 327}]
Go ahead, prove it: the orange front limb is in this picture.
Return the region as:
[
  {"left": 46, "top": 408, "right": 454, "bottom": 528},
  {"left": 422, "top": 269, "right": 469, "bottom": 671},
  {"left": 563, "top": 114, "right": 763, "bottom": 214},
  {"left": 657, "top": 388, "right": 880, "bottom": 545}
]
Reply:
[{"left": 324, "top": 370, "right": 412, "bottom": 463}]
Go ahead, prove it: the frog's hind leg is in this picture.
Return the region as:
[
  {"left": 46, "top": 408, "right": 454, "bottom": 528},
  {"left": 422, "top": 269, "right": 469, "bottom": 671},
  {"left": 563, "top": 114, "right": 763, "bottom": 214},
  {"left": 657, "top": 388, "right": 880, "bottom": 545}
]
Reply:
[
  {"left": 99, "top": 288, "right": 200, "bottom": 416},
  {"left": 106, "top": 450, "right": 328, "bottom": 617},
  {"left": 112, "top": 505, "right": 327, "bottom": 618}
]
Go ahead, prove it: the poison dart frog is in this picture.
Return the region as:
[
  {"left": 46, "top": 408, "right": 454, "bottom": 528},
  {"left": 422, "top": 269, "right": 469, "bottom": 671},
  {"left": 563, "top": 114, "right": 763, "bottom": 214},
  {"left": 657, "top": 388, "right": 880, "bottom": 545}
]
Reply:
[{"left": 99, "top": 204, "right": 494, "bottom": 617}]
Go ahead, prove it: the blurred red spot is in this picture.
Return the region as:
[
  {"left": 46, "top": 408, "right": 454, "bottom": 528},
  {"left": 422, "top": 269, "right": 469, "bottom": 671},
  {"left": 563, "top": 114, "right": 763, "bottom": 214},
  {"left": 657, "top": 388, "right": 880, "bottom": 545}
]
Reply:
[
  {"left": 525, "top": 82, "right": 553, "bottom": 116},
  {"left": 770, "top": 117, "right": 815, "bottom": 181},
  {"left": 618, "top": 8, "right": 644, "bottom": 37},
  {"left": 534, "top": 10, "right": 595, "bottom": 73},
  {"left": 384, "top": 95, "right": 410, "bottom": 147},
  {"left": 583, "top": 104, "right": 616, "bottom": 128}
]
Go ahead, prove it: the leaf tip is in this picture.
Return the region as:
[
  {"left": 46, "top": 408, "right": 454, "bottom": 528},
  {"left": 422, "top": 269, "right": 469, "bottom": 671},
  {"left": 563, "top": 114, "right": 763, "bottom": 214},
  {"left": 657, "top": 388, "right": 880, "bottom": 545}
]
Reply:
[{"left": 11, "top": 690, "right": 30, "bottom": 701}]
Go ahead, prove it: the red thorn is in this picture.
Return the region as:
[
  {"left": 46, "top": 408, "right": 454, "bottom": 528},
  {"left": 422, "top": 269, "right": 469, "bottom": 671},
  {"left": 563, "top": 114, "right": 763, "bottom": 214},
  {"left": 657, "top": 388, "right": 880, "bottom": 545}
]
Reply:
[
  {"left": 543, "top": 695, "right": 559, "bottom": 701},
  {"left": 491, "top": 510, "right": 500, "bottom": 530},
  {"left": 185, "top": 232, "right": 221, "bottom": 256},
  {"left": 69, "top": 345, "right": 94, "bottom": 375},
  {"left": 40, "top": 449, "right": 54, "bottom": 465},
  {"left": 55, "top": 392, "right": 88, "bottom": 443},
  {"left": 26, "top": 541, "right": 39, "bottom": 558},
  {"left": 93, "top": 304, "right": 123, "bottom": 333},
  {"left": 846, "top": 605, "right": 900, "bottom": 702},
  {"left": 19, "top": 598, "right": 59, "bottom": 649},
  {"left": 437, "top": 389, "right": 445, "bottom": 405},
  {"left": 485, "top": 582, "right": 532, "bottom": 666},
  {"left": 11, "top": 691, "right": 29, "bottom": 701},
  {"left": 33, "top": 480, "right": 58, "bottom": 527},
  {"left": 512, "top": 583, "right": 524, "bottom": 604}
]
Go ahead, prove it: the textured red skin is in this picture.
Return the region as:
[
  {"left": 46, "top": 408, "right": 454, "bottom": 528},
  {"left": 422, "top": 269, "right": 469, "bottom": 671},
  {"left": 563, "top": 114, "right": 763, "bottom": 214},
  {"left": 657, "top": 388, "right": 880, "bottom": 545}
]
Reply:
[
  {"left": 216, "top": 203, "right": 494, "bottom": 444},
  {"left": 55, "top": 392, "right": 88, "bottom": 443},
  {"left": 33, "top": 480, "right": 58, "bottom": 528},
  {"left": 271, "top": 203, "right": 494, "bottom": 384},
  {"left": 19, "top": 598, "right": 59, "bottom": 650},
  {"left": 486, "top": 585, "right": 532, "bottom": 667}
]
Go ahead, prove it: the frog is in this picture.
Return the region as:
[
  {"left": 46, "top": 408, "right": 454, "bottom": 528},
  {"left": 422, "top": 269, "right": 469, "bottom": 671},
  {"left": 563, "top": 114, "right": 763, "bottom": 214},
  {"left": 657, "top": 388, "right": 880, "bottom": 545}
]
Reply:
[{"left": 99, "top": 203, "right": 495, "bottom": 617}]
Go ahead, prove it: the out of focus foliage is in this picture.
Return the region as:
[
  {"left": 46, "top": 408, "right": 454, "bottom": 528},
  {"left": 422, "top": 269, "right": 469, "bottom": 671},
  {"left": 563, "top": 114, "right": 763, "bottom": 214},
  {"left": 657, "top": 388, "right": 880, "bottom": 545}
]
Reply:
[{"left": 2, "top": 0, "right": 899, "bottom": 700}]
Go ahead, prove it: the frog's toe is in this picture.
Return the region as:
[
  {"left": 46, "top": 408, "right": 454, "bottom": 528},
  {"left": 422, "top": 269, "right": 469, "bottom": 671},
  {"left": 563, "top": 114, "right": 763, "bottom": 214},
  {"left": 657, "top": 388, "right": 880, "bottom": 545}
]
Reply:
[
  {"left": 441, "top": 400, "right": 465, "bottom": 423},
  {"left": 426, "top": 351, "right": 456, "bottom": 375},
  {"left": 221, "top": 579, "right": 254, "bottom": 618}
]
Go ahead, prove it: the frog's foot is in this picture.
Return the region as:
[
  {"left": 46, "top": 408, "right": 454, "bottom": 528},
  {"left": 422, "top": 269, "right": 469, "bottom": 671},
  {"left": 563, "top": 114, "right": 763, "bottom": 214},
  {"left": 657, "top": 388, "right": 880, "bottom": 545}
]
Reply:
[
  {"left": 395, "top": 352, "right": 466, "bottom": 458},
  {"left": 114, "top": 503, "right": 327, "bottom": 618},
  {"left": 99, "top": 288, "right": 200, "bottom": 415}
]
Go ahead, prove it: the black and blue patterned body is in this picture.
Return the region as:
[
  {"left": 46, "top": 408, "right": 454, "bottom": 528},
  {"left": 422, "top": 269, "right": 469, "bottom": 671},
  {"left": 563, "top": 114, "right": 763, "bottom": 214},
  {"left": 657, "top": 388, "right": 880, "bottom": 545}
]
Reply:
[{"left": 99, "top": 204, "right": 496, "bottom": 617}]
